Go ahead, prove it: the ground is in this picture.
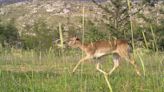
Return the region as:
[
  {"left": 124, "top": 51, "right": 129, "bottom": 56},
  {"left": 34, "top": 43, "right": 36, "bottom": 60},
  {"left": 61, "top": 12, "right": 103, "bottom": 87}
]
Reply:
[{"left": 0, "top": 49, "right": 163, "bottom": 92}]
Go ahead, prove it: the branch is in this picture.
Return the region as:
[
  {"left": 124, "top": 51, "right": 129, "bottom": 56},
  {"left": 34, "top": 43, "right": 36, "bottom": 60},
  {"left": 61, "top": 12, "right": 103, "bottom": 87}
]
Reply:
[
  {"left": 92, "top": 0, "right": 113, "bottom": 14},
  {"left": 118, "top": 4, "right": 146, "bottom": 23}
]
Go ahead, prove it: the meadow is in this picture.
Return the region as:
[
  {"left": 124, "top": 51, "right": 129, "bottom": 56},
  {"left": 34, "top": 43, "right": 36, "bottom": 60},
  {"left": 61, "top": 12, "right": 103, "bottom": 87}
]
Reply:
[
  {"left": 0, "top": 48, "right": 163, "bottom": 92},
  {"left": 0, "top": 0, "right": 164, "bottom": 92}
]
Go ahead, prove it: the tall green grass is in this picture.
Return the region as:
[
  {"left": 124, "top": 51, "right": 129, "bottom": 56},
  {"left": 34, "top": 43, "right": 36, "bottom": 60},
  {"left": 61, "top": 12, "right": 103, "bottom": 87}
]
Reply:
[
  {"left": 0, "top": 1, "right": 163, "bottom": 91},
  {"left": 0, "top": 48, "right": 163, "bottom": 92}
]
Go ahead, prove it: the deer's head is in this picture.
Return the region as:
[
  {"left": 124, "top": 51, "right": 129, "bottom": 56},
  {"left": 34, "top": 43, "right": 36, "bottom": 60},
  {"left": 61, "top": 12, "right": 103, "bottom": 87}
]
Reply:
[{"left": 68, "top": 37, "right": 81, "bottom": 48}]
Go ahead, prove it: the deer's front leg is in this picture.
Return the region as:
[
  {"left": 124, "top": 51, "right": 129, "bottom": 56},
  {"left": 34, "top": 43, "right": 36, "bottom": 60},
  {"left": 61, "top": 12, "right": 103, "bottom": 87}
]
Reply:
[
  {"left": 72, "top": 56, "right": 90, "bottom": 73},
  {"left": 96, "top": 63, "right": 108, "bottom": 75}
]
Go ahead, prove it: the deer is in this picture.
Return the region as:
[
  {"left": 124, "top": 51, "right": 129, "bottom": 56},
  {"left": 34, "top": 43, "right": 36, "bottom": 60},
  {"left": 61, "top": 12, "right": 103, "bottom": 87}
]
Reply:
[{"left": 67, "top": 36, "right": 141, "bottom": 76}]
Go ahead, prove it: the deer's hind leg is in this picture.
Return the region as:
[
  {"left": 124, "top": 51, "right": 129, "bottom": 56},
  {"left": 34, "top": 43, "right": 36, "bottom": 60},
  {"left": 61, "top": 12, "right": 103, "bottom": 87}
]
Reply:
[
  {"left": 128, "top": 56, "right": 141, "bottom": 76},
  {"left": 108, "top": 53, "right": 120, "bottom": 75},
  {"left": 122, "top": 51, "right": 141, "bottom": 76}
]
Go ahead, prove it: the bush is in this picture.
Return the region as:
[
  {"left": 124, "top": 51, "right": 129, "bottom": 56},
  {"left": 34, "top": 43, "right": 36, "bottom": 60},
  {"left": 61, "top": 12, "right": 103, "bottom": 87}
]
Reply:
[
  {"left": 0, "top": 19, "right": 20, "bottom": 48},
  {"left": 85, "top": 26, "right": 108, "bottom": 42},
  {"left": 76, "top": 20, "right": 108, "bottom": 42},
  {"left": 22, "top": 19, "right": 59, "bottom": 51}
]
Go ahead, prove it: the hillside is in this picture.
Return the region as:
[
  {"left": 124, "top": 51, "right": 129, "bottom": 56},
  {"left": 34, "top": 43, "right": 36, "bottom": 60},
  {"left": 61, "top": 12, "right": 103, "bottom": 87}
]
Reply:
[
  {"left": 0, "top": 0, "right": 164, "bottom": 38},
  {"left": 1, "top": 0, "right": 104, "bottom": 31}
]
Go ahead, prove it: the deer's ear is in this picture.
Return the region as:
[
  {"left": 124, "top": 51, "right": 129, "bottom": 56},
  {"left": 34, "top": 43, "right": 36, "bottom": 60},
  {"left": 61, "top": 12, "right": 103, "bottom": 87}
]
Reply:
[{"left": 74, "top": 35, "right": 78, "bottom": 38}]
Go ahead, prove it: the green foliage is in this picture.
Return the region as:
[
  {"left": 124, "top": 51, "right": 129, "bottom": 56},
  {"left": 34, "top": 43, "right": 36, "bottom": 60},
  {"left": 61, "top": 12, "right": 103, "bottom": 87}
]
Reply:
[
  {"left": 22, "top": 19, "right": 59, "bottom": 51},
  {"left": 0, "top": 19, "right": 20, "bottom": 47},
  {"left": 85, "top": 26, "right": 108, "bottom": 42},
  {"left": 151, "top": 25, "right": 164, "bottom": 51},
  {"left": 92, "top": 0, "right": 130, "bottom": 38},
  {"left": 0, "top": 49, "right": 163, "bottom": 92},
  {"left": 131, "top": 24, "right": 164, "bottom": 51}
]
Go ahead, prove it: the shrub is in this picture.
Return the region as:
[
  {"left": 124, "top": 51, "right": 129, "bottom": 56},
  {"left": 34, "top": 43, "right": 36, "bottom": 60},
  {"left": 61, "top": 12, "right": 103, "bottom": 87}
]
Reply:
[
  {"left": 0, "top": 19, "right": 20, "bottom": 48},
  {"left": 22, "top": 19, "right": 59, "bottom": 51}
]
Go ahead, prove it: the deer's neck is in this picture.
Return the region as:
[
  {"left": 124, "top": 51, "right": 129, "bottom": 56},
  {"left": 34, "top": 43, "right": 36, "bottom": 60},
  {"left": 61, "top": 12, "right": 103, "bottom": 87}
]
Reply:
[{"left": 78, "top": 42, "right": 88, "bottom": 52}]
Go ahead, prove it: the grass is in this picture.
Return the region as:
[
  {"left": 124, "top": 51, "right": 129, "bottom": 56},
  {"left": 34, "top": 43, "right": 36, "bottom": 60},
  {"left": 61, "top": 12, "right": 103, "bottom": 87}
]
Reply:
[{"left": 0, "top": 49, "right": 164, "bottom": 92}]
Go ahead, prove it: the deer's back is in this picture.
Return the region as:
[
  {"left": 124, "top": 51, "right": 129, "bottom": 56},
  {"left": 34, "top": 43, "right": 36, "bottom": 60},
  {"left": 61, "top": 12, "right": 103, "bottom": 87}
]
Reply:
[{"left": 85, "top": 40, "right": 129, "bottom": 58}]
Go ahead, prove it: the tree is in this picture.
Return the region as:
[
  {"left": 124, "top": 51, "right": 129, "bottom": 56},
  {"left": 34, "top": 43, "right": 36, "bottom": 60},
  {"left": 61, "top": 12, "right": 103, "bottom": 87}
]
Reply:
[{"left": 92, "top": 0, "right": 144, "bottom": 39}]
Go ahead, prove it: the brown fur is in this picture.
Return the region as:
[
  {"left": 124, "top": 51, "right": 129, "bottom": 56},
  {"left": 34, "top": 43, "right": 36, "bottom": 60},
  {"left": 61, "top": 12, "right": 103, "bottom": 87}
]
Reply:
[
  {"left": 68, "top": 37, "right": 141, "bottom": 76},
  {"left": 68, "top": 37, "right": 129, "bottom": 58}
]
